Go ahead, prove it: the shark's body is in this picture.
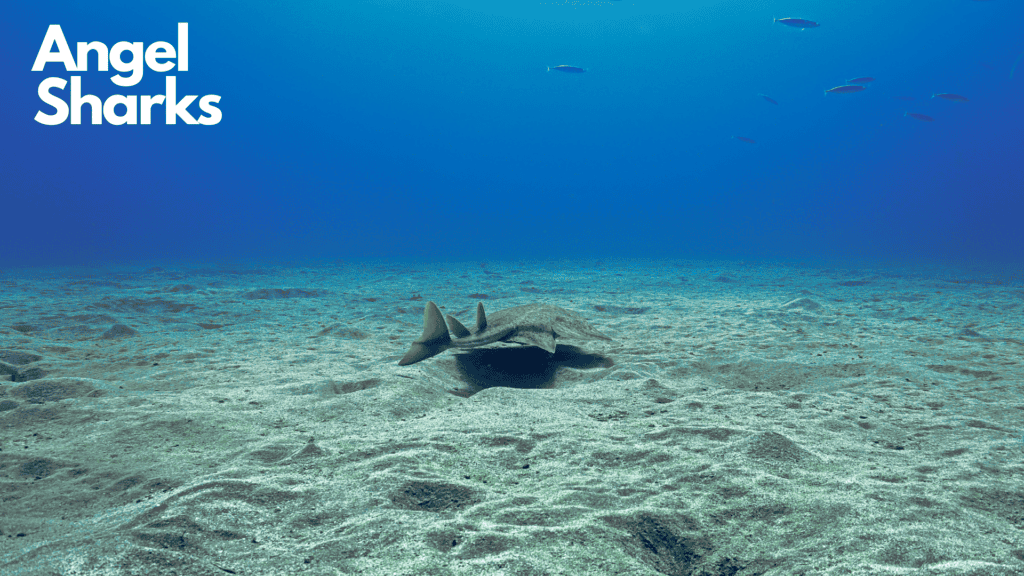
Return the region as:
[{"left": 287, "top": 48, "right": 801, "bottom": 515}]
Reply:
[{"left": 398, "top": 301, "right": 611, "bottom": 366}]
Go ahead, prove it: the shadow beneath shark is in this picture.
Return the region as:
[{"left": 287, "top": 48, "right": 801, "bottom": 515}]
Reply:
[{"left": 446, "top": 344, "right": 614, "bottom": 398}]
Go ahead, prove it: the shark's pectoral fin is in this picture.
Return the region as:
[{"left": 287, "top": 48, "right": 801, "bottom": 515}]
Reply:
[
  {"left": 509, "top": 331, "right": 557, "bottom": 354},
  {"left": 398, "top": 302, "right": 452, "bottom": 366}
]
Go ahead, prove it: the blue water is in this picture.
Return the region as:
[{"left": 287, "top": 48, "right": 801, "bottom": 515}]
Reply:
[{"left": 3, "top": 0, "right": 1022, "bottom": 267}]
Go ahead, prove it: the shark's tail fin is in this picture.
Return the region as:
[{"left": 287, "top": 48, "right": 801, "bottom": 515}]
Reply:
[{"left": 398, "top": 302, "right": 452, "bottom": 366}]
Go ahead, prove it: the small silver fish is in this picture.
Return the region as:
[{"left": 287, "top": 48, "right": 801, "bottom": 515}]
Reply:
[
  {"left": 932, "top": 93, "right": 969, "bottom": 102},
  {"left": 774, "top": 17, "right": 819, "bottom": 29},
  {"left": 547, "top": 65, "right": 586, "bottom": 73},
  {"left": 825, "top": 85, "right": 866, "bottom": 95}
]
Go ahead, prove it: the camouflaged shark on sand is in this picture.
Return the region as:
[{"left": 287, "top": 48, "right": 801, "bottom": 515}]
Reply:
[{"left": 398, "top": 301, "right": 611, "bottom": 366}]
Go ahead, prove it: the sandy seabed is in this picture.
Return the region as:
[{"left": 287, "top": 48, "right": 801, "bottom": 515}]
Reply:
[{"left": 0, "top": 258, "right": 1022, "bottom": 576}]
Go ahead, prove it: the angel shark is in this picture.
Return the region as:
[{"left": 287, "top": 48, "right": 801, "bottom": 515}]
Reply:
[{"left": 398, "top": 301, "right": 612, "bottom": 366}]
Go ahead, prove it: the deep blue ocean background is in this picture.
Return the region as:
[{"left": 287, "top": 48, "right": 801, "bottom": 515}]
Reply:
[{"left": 2, "top": 0, "right": 1022, "bottom": 268}]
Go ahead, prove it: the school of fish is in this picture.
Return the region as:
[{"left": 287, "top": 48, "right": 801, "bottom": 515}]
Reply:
[{"left": 548, "top": 12, "right": 984, "bottom": 144}]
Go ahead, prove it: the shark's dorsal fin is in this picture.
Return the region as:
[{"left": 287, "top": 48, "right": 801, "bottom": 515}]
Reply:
[
  {"left": 398, "top": 302, "right": 452, "bottom": 366},
  {"left": 475, "top": 302, "right": 487, "bottom": 333},
  {"left": 446, "top": 314, "right": 471, "bottom": 338}
]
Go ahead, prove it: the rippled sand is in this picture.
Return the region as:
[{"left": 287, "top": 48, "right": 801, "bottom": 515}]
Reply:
[{"left": 1, "top": 259, "right": 1022, "bottom": 575}]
